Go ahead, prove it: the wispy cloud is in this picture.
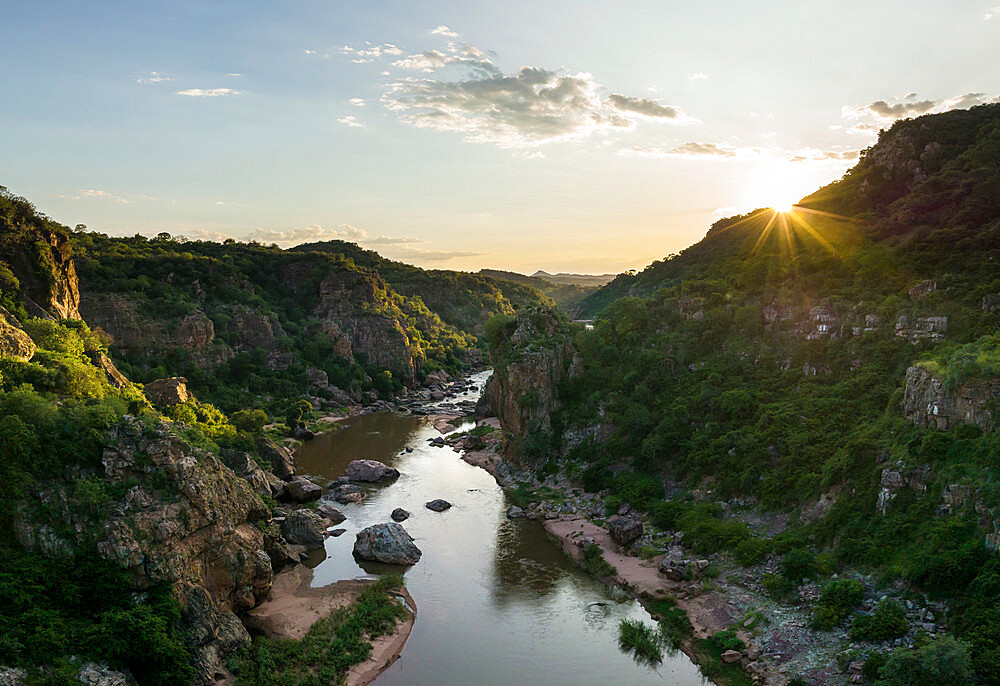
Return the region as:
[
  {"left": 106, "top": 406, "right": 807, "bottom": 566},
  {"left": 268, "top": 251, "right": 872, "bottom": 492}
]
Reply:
[
  {"left": 842, "top": 92, "right": 995, "bottom": 125},
  {"left": 985, "top": 5, "right": 1000, "bottom": 19},
  {"left": 324, "top": 42, "right": 403, "bottom": 63},
  {"left": 348, "top": 97, "right": 366, "bottom": 106},
  {"left": 391, "top": 44, "right": 498, "bottom": 75},
  {"left": 136, "top": 71, "right": 174, "bottom": 84},
  {"left": 622, "top": 142, "right": 858, "bottom": 165},
  {"left": 687, "top": 72, "right": 709, "bottom": 81},
  {"left": 176, "top": 88, "right": 241, "bottom": 97},
  {"left": 337, "top": 115, "right": 365, "bottom": 128},
  {"left": 429, "top": 25, "right": 459, "bottom": 37},
  {"left": 245, "top": 223, "right": 367, "bottom": 247},
  {"left": 378, "top": 246, "right": 486, "bottom": 262},
  {"left": 59, "top": 189, "right": 137, "bottom": 204},
  {"left": 363, "top": 236, "right": 425, "bottom": 246},
  {"left": 606, "top": 93, "right": 684, "bottom": 120}
]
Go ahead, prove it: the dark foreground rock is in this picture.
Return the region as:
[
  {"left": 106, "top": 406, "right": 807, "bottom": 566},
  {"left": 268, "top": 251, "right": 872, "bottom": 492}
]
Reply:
[
  {"left": 255, "top": 436, "right": 296, "bottom": 480},
  {"left": 286, "top": 477, "right": 322, "bottom": 503},
  {"left": 281, "top": 509, "right": 325, "bottom": 549},
  {"left": 316, "top": 504, "right": 346, "bottom": 524},
  {"left": 345, "top": 459, "right": 400, "bottom": 483},
  {"left": 425, "top": 499, "right": 452, "bottom": 512},
  {"left": 353, "top": 523, "right": 422, "bottom": 565},
  {"left": 607, "top": 516, "right": 643, "bottom": 545},
  {"left": 390, "top": 508, "right": 410, "bottom": 522}
]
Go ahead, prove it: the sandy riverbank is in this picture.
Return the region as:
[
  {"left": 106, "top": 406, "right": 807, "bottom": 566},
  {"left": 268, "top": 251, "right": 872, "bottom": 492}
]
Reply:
[{"left": 244, "top": 564, "right": 416, "bottom": 686}]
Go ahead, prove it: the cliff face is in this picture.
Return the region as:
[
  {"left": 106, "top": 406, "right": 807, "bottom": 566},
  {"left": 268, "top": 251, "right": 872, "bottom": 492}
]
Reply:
[
  {"left": 14, "top": 417, "right": 284, "bottom": 682},
  {"left": 902, "top": 366, "right": 1000, "bottom": 431},
  {"left": 0, "top": 222, "right": 81, "bottom": 320},
  {"left": 481, "top": 312, "right": 578, "bottom": 461}
]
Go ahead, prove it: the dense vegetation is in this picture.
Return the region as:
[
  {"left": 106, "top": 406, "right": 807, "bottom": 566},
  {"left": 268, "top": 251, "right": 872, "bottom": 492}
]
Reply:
[
  {"left": 492, "top": 104, "right": 1000, "bottom": 683},
  {"left": 479, "top": 268, "right": 597, "bottom": 314}
]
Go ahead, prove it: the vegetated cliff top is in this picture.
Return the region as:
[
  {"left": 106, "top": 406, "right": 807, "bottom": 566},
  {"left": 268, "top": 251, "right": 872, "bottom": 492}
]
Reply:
[{"left": 578, "top": 103, "right": 1000, "bottom": 317}]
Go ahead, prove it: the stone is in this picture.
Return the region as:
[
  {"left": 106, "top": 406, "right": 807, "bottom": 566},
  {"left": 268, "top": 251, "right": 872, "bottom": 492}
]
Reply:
[
  {"left": 281, "top": 509, "right": 325, "bottom": 549},
  {"left": 0, "top": 306, "right": 37, "bottom": 362},
  {"left": 330, "top": 483, "right": 366, "bottom": 504},
  {"left": 607, "top": 516, "right": 643, "bottom": 545},
  {"left": 255, "top": 437, "right": 296, "bottom": 480},
  {"left": 909, "top": 280, "right": 937, "bottom": 300},
  {"left": 391, "top": 508, "right": 410, "bottom": 522},
  {"left": 344, "top": 459, "right": 400, "bottom": 483},
  {"left": 76, "top": 662, "right": 137, "bottom": 686},
  {"left": 721, "top": 649, "right": 742, "bottom": 664},
  {"left": 292, "top": 426, "right": 315, "bottom": 441},
  {"left": 329, "top": 528, "right": 347, "bottom": 537},
  {"left": 316, "top": 504, "right": 346, "bottom": 525},
  {"left": 144, "top": 377, "right": 192, "bottom": 408},
  {"left": 506, "top": 506, "right": 525, "bottom": 519},
  {"left": 425, "top": 499, "right": 452, "bottom": 512},
  {"left": 353, "top": 523, "right": 422, "bottom": 565},
  {"left": 286, "top": 477, "right": 322, "bottom": 503},
  {"left": 0, "top": 667, "right": 26, "bottom": 686}
]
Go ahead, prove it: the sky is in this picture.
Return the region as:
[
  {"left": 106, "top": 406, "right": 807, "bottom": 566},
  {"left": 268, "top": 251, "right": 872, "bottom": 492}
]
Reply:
[{"left": 1, "top": 1, "right": 999, "bottom": 274}]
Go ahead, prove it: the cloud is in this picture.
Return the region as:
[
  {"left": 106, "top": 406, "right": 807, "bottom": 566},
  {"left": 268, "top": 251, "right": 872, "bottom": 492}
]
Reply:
[
  {"left": 136, "top": 71, "right": 174, "bottom": 84},
  {"left": 622, "top": 142, "right": 858, "bottom": 165},
  {"left": 337, "top": 115, "right": 365, "bottom": 127},
  {"left": 348, "top": 97, "right": 366, "bottom": 106},
  {"left": 378, "top": 246, "right": 486, "bottom": 262},
  {"left": 842, "top": 92, "right": 995, "bottom": 123},
  {"left": 227, "top": 73, "right": 244, "bottom": 77},
  {"left": 391, "top": 44, "right": 499, "bottom": 76},
  {"left": 335, "top": 42, "right": 403, "bottom": 63},
  {"left": 606, "top": 93, "right": 681, "bottom": 119},
  {"left": 176, "top": 88, "right": 241, "bottom": 97},
  {"left": 687, "top": 72, "right": 709, "bottom": 81},
  {"left": 430, "top": 25, "right": 459, "bottom": 37},
  {"left": 381, "top": 58, "right": 693, "bottom": 148},
  {"left": 244, "top": 223, "right": 367, "bottom": 247},
  {"left": 624, "top": 142, "right": 742, "bottom": 159},
  {"left": 60, "top": 189, "right": 132, "bottom": 204},
  {"left": 986, "top": 5, "right": 1000, "bottom": 19},
  {"left": 362, "top": 236, "right": 425, "bottom": 245},
  {"left": 711, "top": 206, "right": 739, "bottom": 221}
]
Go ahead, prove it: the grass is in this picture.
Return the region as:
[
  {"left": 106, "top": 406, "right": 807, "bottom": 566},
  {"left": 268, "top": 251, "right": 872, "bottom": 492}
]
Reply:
[
  {"left": 618, "top": 619, "right": 664, "bottom": 664},
  {"left": 648, "top": 599, "right": 694, "bottom": 649},
  {"left": 581, "top": 543, "right": 617, "bottom": 578},
  {"left": 230, "top": 574, "right": 407, "bottom": 686}
]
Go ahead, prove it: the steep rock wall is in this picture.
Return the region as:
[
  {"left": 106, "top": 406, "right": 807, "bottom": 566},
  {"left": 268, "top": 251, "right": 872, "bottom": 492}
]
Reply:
[{"left": 902, "top": 366, "right": 1000, "bottom": 431}]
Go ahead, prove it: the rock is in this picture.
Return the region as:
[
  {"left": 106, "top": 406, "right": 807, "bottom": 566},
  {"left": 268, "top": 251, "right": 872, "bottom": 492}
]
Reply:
[
  {"left": 659, "top": 561, "right": 687, "bottom": 582},
  {"left": 425, "top": 499, "right": 452, "bottom": 512},
  {"left": 0, "top": 667, "right": 26, "bottom": 686},
  {"left": 144, "top": 377, "right": 192, "bottom": 408},
  {"left": 281, "top": 509, "right": 325, "bottom": 549},
  {"left": 88, "top": 351, "right": 130, "bottom": 389},
  {"left": 255, "top": 437, "right": 296, "bottom": 480},
  {"left": 390, "top": 508, "right": 410, "bottom": 522},
  {"left": 219, "top": 448, "right": 273, "bottom": 496},
  {"left": 286, "top": 477, "right": 322, "bottom": 503},
  {"left": 909, "top": 280, "right": 937, "bottom": 300},
  {"left": 506, "top": 506, "right": 525, "bottom": 519},
  {"left": 353, "top": 523, "right": 422, "bottom": 565},
  {"left": 607, "top": 516, "right": 643, "bottom": 545},
  {"left": 329, "top": 528, "right": 347, "bottom": 537},
  {"left": 344, "top": 459, "right": 400, "bottom": 483},
  {"left": 316, "top": 504, "right": 345, "bottom": 524},
  {"left": 902, "top": 365, "right": 1000, "bottom": 432},
  {"left": 292, "top": 426, "right": 315, "bottom": 441},
  {"left": 848, "top": 661, "right": 864, "bottom": 675},
  {"left": 721, "top": 649, "right": 742, "bottom": 664},
  {"left": 76, "top": 662, "right": 137, "bottom": 686},
  {"left": 330, "top": 483, "right": 366, "bottom": 504}
]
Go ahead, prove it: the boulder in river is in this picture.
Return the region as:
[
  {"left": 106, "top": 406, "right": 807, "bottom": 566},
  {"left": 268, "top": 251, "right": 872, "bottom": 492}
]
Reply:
[
  {"left": 286, "top": 477, "right": 322, "bottom": 503},
  {"left": 353, "top": 523, "right": 422, "bottom": 565},
  {"left": 329, "top": 483, "right": 366, "bottom": 504},
  {"left": 391, "top": 508, "right": 410, "bottom": 522},
  {"left": 281, "top": 509, "right": 325, "bottom": 549},
  {"left": 425, "top": 499, "right": 452, "bottom": 512},
  {"left": 607, "top": 516, "right": 643, "bottom": 546},
  {"left": 344, "top": 459, "right": 399, "bottom": 483},
  {"left": 506, "top": 506, "right": 525, "bottom": 519},
  {"left": 316, "top": 504, "right": 346, "bottom": 525}
]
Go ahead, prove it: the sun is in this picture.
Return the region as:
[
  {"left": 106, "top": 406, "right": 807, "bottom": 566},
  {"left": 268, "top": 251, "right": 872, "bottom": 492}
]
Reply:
[{"left": 773, "top": 200, "right": 796, "bottom": 214}]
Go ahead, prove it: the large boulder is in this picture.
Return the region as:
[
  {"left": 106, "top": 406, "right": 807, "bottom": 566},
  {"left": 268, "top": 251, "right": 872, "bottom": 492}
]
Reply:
[
  {"left": 285, "top": 477, "right": 322, "bottom": 503},
  {"left": 425, "top": 499, "right": 452, "bottom": 512},
  {"left": 143, "top": 377, "right": 192, "bottom": 408},
  {"left": 255, "top": 436, "right": 296, "bottom": 480},
  {"left": 607, "top": 516, "right": 643, "bottom": 546},
  {"left": 281, "top": 509, "right": 325, "bottom": 549},
  {"left": 390, "top": 508, "right": 410, "bottom": 522},
  {"left": 353, "top": 523, "right": 422, "bottom": 565},
  {"left": 0, "top": 306, "right": 35, "bottom": 361},
  {"left": 329, "top": 483, "right": 366, "bottom": 504},
  {"left": 220, "top": 449, "right": 273, "bottom": 496},
  {"left": 344, "top": 459, "right": 399, "bottom": 483},
  {"left": 316, "top": 504, "right": 346, "bottom": 525}
]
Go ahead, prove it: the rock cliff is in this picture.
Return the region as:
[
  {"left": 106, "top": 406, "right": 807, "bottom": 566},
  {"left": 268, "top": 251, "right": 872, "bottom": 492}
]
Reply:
[{"left": 902, "top": 366, "right": 1000, "bottom": 431}]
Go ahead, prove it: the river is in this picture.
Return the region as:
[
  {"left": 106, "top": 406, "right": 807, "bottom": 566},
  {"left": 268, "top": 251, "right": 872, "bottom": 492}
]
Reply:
[{"left": 295, "top": 370, "right": 706, "bottom": 686}]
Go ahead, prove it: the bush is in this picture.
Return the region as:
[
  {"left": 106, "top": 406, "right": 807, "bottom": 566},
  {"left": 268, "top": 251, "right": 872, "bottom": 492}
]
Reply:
[
  {"left": 812, "top": 579, "right": 865, "bottom": 630},
  {"left": 581, "top": 543, "right": 616, "bottom": 578},
  {"left": 876, "top": 635, "right": 973, "bottom": 686},
  {"left": 650, "top": 499, "right": 685, "bottom": 530},
  {"left": 709, "top": 630, "right": 745, "bottom": 653},
  {"left": 781, "top": 548, "right": 817, "bottom": 583},
  {"left": 618, "top": 619, "right": 664, "bottom": 663},
  {"left": 851, "top": 600, "right": 909, "bottom": 641}
]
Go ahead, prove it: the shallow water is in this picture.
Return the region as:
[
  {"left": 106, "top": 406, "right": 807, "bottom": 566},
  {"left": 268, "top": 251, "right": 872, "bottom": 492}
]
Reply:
[{"left": 294, "top": 371, "right": 705, "bottom": 686}]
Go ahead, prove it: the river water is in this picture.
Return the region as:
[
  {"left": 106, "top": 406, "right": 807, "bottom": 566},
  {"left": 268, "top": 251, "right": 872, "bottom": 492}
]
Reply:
[{"left": 295, "top": 371, "right": 705, "bottom": 686}]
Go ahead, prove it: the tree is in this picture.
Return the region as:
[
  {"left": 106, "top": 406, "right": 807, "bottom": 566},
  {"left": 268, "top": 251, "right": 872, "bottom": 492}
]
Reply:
[{"left": 877, "top": 635, "right": 973, "bottom": 686}]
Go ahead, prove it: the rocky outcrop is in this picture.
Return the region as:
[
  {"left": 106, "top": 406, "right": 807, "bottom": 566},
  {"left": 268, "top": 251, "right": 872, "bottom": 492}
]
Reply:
[
  {"left": 607, "top": 516, "right": 644, "bottom": 546},
  {"left": 255, "top": 437, "right": 296, "bottom": 481},
  {"left": 0, "top": 225, "right": 81, "bottom": 319},
  {"left": 88, "top": 351, "right": 130, "bottom": 388},
  {"left": 144, "top": 377, "right": 192, "bottom": 408},
  {"left": 353, "top": 523, "right": 422, "bottom": 564},
  {"left": 902, "top": 366, "right": 1000, "bottom": 431},
  {"left": 13, "top": 417, "right": 284, "bottom": 683},
  {"left": 895, "top": 315, "right": 947, "bottom": 342},
  {"left": 344, "top": 459, "right": 399, "bottom": 483},
  {"left": 0, "top": 305, "right": 36, "bottom": 360},
  {"left": 281, "top": 509, "right": 325, "bottom": 549}
]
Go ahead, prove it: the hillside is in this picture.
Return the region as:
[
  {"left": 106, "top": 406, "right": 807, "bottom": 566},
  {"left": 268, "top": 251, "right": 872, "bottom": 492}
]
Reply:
[
  {"left": 532, "top": 270, "right": 616, "bottom": 287},
  {"left": 479, "top": 268, "right": 598, "bottom": 314},
  {"left": 484, "top": 104, "right": 1000, "bottom": 684}
]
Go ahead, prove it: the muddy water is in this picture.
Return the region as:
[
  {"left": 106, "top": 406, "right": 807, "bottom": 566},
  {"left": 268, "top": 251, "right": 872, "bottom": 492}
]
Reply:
[{"left": 294, "top": 372, "right": 705, "bottom": 686}]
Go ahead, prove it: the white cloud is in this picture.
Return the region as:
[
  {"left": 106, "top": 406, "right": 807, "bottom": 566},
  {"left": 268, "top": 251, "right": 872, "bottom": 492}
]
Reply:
[
  {"left": 227, "top": 72, "right": 244, "bottom": 77},
  {"left": 348, "top": 97, "right": 366, "bottom": 106},
  {"left": 687, "top": 72, "right": 709, "bottom": 81},
  {"left": 622, "top": 142, "right": 858, "bottom": 165},
  {"left": 711, "top": 206, "right": 739, "bottom": 221},
  {"left": 176, "top": 88, "right": 241, "bottom": 97},
  {"left": 136, "top": 71, "right": 174, "bottom": 84},
  {"left": 430, "top": 25, "right": 459, "bottom": 37},
  {"left": 337, "top": 115, "right": 365, "bottom": 128},
  {"left": 337, "top": 42, "right": 403, "bottom": 63},
  {"left": 245, "top": 223, "right": 367, "bottom": 247},
  {"left": 377, "top": 246, "right": 486, "bottom": 262},
  {"left": 842, "top": 92, "right": 994, "bottom": 123},
  {"left": 391, "top": 44, "right": 499, "bottom": 76},
  {"left": 606, "top": 93, "right": 684, "bottom": 120},
  {"left": 985, "top": 5, "right": 1000, "bottom": 19},
  {"left": 363, "top": 236, "right": 425, "bottom": 246}
]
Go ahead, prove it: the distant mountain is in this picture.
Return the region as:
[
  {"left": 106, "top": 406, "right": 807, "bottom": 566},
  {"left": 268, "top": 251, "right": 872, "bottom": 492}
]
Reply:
[
  {"left": 531, "top": 270, "right": 617, "bottom": 287},
  {"left": 479, "top": 268, "right": 599, "bottom": 315}
]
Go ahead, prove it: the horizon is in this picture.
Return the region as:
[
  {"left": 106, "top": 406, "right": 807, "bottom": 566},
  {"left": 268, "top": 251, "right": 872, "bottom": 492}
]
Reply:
[{"left": 2, "top": 1, "right": 999, "bottom": 273}]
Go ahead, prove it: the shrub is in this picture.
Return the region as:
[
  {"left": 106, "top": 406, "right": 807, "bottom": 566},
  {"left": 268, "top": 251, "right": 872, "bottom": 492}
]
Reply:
[
  {"left": 709, "top": 630, "right": 745, "bottom": 653},
  {"left": 618, "top": 619, "right": 663, "bottom": 663},
  {"left": 781, "top": 548, "right": 817, "bottom": 583},
  {"left": 650, "top": 499, "right": 685, "bottom": 530},
  {"left": 812, "top": 579, "right": 865, "bottom": 630},
  {"left": 581, "top": 543, "right": 616, "bottom": 578},
  {"left": 850, "top": 600, "right": 909, "bottom": 641},
  {"left": 876, "top": 635, "right": 973, "bottom": 686}
]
